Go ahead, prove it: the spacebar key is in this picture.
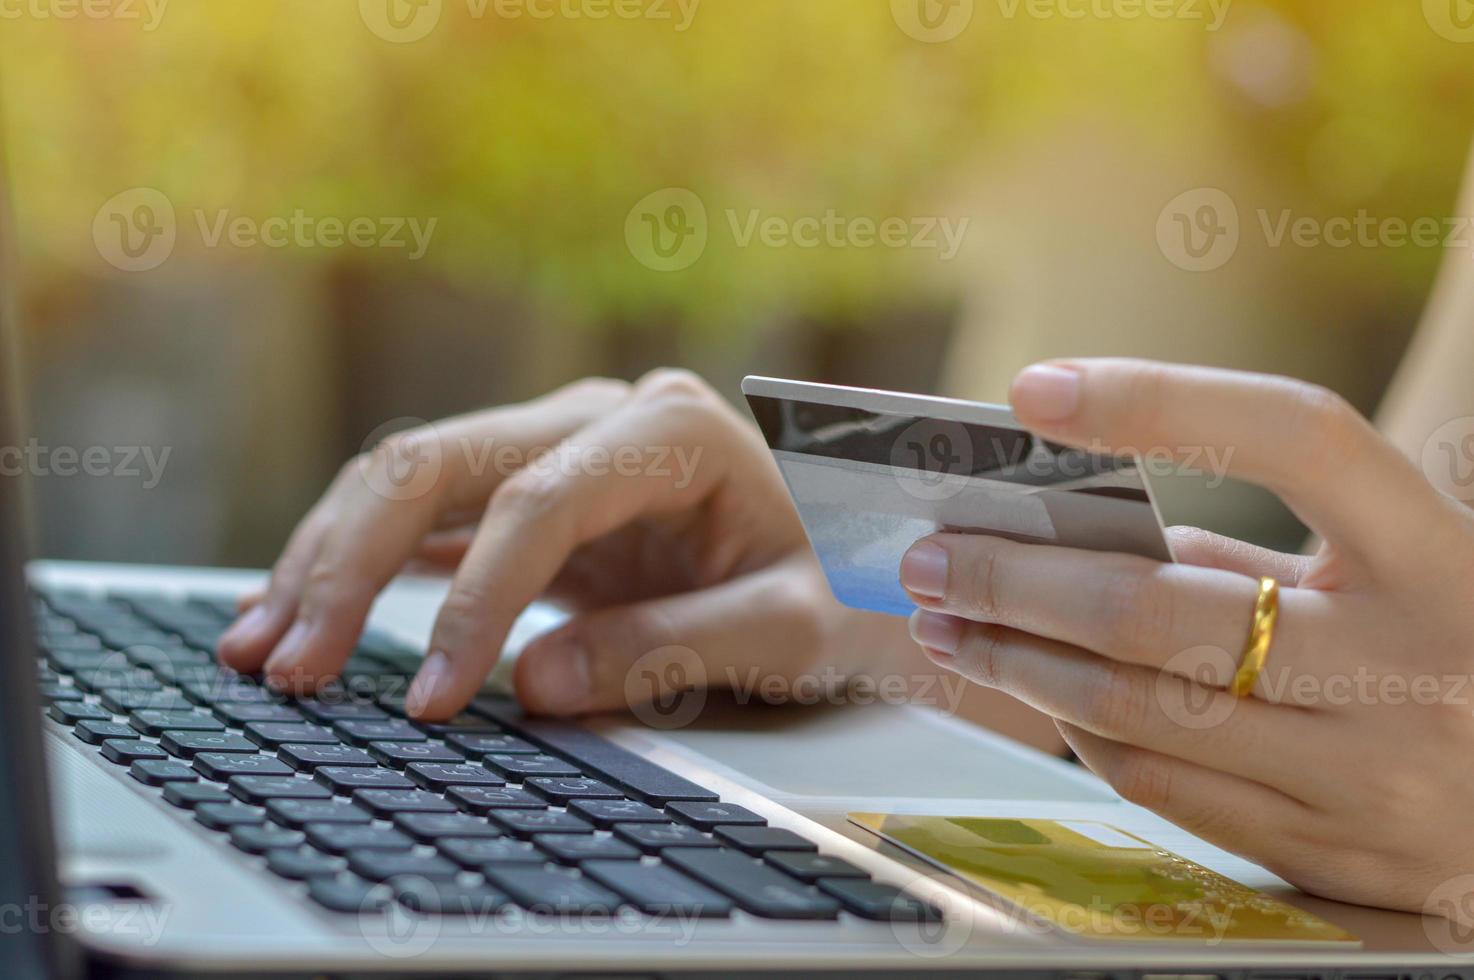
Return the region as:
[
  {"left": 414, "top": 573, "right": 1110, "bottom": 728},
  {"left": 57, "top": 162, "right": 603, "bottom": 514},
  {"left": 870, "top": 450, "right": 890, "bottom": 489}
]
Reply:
[{"left": 494, "top": 716, "right": 717, "bottom": 806}]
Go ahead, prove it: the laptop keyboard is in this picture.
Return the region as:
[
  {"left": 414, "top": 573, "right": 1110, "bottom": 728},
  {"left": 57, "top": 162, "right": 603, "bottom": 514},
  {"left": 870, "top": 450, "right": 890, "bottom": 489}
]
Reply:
[{"left": 30, "top": 587, "right": 941, "bottom": 924}]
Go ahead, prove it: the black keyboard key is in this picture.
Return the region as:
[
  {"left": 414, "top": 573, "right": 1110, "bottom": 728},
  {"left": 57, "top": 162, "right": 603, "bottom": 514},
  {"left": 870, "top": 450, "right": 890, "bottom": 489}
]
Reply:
[
  {"left": 367, "top": 741, "right": 461, "bottom": 768},
  {"left": 664, "top": 848, "right": 840, "bottom": 920},
  {"left": 229, "top": 825, "right": 306, "bottom": 855},
  {"left": 570, "top": 798, "right": 668, "bottom": 828},
  {"left": 98, "top": 689, "right": 193, "bottom": 714},
  {"left": 714, "top": 826, "right": 817, "bottom": 855},
  {"left": 438, "top": 837, "right": 543, "bottom": 868},
  {"left": 164, "top": 782, "right": 232, "bottom": 808},
  {"left": 535, "top": 834, "right": 641, "bottom": 864},
  {"left": 267, "top": 847, "right": 347, "bottom": 881},
  {"left": 405, "top": 762, "right": 504, "bottom": 791},
  {"left": 305, "top": 824, "right": 414, "bottom": 855},
  {"left": 333, "top": 719, "right": 423, "bottom": 747},
  {"left": 295, "top": 700, "right": 387, "bottom": 724},
  {"left": 48, "top": 702, "right": 111, "bottom": 725},
  {"left": 73, "top": 720, "right": 137, "bottom": 744},
  {"left": 413, "top": 716, "right": 498, "bottom": 737},
  {"left": 306, "top": 876, "right": 389, "bottom": 913},
  {"left": 38, "top": 683, "right": 83, "bottom": 704},
  {"left": 212, "top": 702, "right": 304, "bottom": 726},
  {"left": 159, "top": 731, "right": 257, "bottom": 758},
  {"left": 193, "top": 752, "right": 293, "bottom": 779},
  {"left": 446, "top": 785, "right": 544, "bottom": 814},
  {"left": 487, "top": 715, "right": 719, "bottom": 806},
  {"left": 486, "top": 809, "right": 592, "bottom": 838},
  {"left": 195, "top": 802, "right": 267, "bottom": 830},
  {"left": 278, "top": 743, "right": 375, "bottom": 772},
  {"left": 129, "top": 760, "right": 197, "bottom": 786},
  {"left": 766, "top": 851, "right": 868, "bottom": 882},
  {"left": 313, "top": 766, "right": 413, "bottom": 792},
  {"left": 392, "top": 812, "right": 501, "bottom": 843},
  {"left": 73, "top": 668, "right": 159, "bottom": 694},
  {"left": 180, "top": 676, "right": 276, "bottom": 705},
  {"left": 480, "top": 753, "right": 581, "bottom": 779},
  {"left": 525, "top": 777, "right": 622, "bottom": 804},
  {"left": 483, "top": 867, "right": 620, "bottom": 914},
  {"left": 583, "top": 860, "right": 733, "bottom": 918},
  {"left": 100, "top": 739, "right": 166, "bottom": 764},
  {"left": 613, "top": 822, "right": 715, "bottom": 852},
  {"left": 47, "top": 649, "right": 116, "bottom": 672},
  {"left": 444, "top": 732, "right": 538, "bottom": 757},
  {"left": 129, "top": 709, "right": 225, "bottom": 736},
  {"left": 818, "top": 879, "right": 942, "bottom": 922},
  {"left": 243, "top": 722, "right": 338, "bottom": 748},
  {"left": 352, "top": 788, "right": 456, "bottom": 817},
  {"left": 265, "top": 798, "right": 372, "bottom": 829},
  {"left": 229, "top": 776, "right": 333, "bottom": 805},
  {"left": 667, "top": 801, "right": 767, "bottom": 830},
  {"left": 347, "top": 851, "right": 460, "bottom": 883},
  {"left": 394, "top": 880, "right": 508, "bottom": 916}
]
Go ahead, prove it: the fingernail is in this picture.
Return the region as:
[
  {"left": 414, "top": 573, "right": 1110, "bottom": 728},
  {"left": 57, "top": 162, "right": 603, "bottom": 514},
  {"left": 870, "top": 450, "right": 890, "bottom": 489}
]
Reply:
[
  {"left": 263, "top": 619, "right": 309, "bottom": 680},
  {"left": 523, "top": 635, "right": 591, "bottom": 715},
  {"left": 406, "top": 650, "right": 452, "bottom": 718},
  {"left": 1012, "top": 364, "right": 1083, "bottom": 423},
  {"left": 909, "top": 610, "right": 965, "bottom": 656},
  {"left": 221, "top": 604, "right": 271, "bottom": 650},
  {"left": 900, "top": 540, "right": 949, "bottom": 598}
]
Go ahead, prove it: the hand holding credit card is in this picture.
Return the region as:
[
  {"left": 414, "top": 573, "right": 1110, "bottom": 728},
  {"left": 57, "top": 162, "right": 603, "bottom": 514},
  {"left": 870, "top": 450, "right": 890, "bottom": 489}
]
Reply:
[{"left": 743, "top": 376, "right": 1175, "bottom": 617}]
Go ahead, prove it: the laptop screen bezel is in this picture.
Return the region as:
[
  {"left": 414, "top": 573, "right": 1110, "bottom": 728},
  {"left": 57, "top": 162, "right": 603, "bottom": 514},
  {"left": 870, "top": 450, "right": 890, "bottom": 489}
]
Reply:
[{"left": 0, "top": 105, "right": 83, "bottom": 980}]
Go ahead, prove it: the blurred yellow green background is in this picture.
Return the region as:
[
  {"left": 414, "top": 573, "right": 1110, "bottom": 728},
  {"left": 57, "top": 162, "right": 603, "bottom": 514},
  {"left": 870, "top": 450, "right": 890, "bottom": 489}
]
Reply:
[{"left": 2, "top": 0, "right": 1472, "bottom": 564}]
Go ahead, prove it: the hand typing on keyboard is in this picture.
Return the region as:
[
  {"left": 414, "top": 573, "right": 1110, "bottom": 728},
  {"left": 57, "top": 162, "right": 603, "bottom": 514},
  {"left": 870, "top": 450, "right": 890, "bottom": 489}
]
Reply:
[{"left": 216, "top": 370, "right": 903, "bottom": 721}]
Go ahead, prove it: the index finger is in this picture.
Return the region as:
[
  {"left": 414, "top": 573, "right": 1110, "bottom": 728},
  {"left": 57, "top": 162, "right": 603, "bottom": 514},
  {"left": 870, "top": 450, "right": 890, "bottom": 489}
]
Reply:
[
  {"left": 255, "top": 379, "right": 632, "bottom": 690},
  {"left": 1009, "top": 359, "right": 1452, "bottom": 577}
]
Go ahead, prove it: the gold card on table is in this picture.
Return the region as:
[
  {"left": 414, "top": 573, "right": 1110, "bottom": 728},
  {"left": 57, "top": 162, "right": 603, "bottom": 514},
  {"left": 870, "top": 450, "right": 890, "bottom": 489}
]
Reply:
[{"left": 849, "top": 814, "right": 1357, "bottom": 945}]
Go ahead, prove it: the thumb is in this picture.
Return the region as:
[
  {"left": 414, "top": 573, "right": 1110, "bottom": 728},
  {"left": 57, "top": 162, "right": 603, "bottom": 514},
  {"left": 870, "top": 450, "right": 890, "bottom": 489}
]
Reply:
[{"left": 513, "top": 562, "right": 826, "bottom": 718}]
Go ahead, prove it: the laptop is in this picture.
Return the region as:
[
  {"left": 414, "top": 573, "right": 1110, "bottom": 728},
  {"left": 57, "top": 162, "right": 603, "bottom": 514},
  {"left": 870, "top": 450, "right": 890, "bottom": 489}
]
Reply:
[{"left": 1, "top": 128, "right": 1466, "bottom": 980}]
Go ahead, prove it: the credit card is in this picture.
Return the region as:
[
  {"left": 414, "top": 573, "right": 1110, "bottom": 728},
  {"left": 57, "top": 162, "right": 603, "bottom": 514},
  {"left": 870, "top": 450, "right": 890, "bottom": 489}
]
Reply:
[
  {"left": 743, "top": 377, "right": 1174, "bottom": 617},
  {"left": 849, "top": 813, "right": 1357, "bottom": 945}
]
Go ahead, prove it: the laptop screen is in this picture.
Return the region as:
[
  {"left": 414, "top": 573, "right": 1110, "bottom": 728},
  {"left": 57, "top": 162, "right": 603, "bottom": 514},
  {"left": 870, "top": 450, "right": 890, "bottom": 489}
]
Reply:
[{"left": 0, "top": 111, "right": 79, "bottom": 980}]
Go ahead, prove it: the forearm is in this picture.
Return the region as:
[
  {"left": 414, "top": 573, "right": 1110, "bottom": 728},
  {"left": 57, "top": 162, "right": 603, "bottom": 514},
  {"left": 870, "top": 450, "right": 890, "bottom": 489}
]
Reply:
[{"left": 1376, "top": 141, "right": 1474, "bottom": 458}]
